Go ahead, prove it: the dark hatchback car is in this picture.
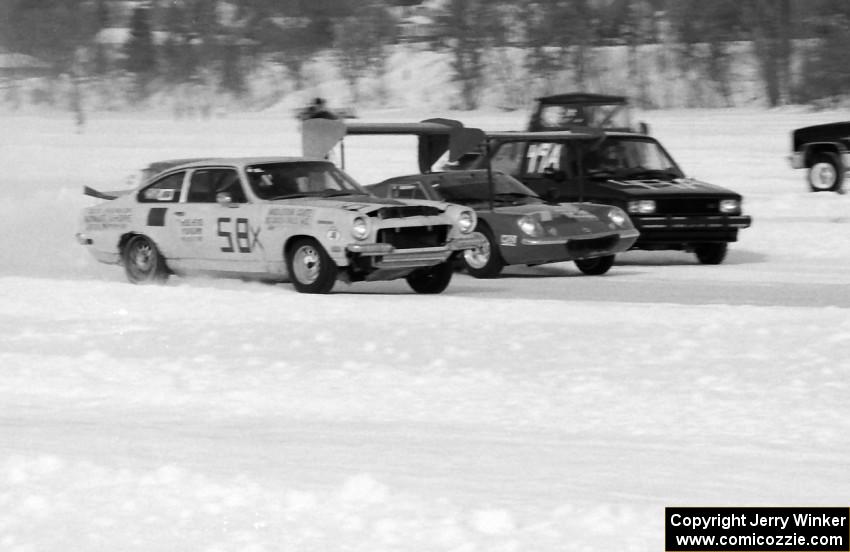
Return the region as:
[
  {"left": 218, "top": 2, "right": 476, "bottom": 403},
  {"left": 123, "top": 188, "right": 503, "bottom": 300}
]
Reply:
[
  {"left": 454, "top": 129, "right": 751, "bottom": 264},
  {"left": 367, "top": 170, "right": 639, "bottom": 277}
]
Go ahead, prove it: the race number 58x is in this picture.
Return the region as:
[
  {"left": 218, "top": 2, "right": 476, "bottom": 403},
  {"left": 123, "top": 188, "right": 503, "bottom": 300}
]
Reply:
[{"left": 217, "top": 217, "right": 251, "bottom": 253}]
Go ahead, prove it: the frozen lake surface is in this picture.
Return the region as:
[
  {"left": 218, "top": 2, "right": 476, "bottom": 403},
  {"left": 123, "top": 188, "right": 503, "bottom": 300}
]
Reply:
[{"left": 1, "top": 107, "right": 848, "bottom": 551}]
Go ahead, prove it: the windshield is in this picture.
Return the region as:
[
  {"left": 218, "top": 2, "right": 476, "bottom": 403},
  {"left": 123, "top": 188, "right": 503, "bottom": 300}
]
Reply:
[
  {"left": 584, "top": 137, "right": 682, "bottom": 178},
  {"left": 435, "top": 172, "right": 541, "bottom": 206},
  {"left": 246, "top": 162, "right": 367, "bottom": 200}
]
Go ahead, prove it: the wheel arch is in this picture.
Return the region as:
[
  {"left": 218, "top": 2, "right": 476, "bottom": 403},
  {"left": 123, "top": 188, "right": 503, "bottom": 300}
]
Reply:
[
  {"left": 283, "top": 234, "right": 316, "bottom": 257},
  {"left": 803, "top": 142, "right": 842, "bottom": 167},
  {"left": 118, "top": 231, "right": 141, "bottom": 254}
]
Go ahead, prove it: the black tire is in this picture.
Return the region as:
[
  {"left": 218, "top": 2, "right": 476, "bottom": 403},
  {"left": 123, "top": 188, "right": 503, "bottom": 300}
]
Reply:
[
  {"left": 406, "top": 262, "right": 453, "bottom": 294},
  {"left": 574, "top": 254, "right": 615, "bottom": 275},
  {"left": 286, "top": 238, "right": 337, "bottom": 293},
  {"left": 807, "top": 152, "right": 844, "bottom": 192},
  {"left": 694, "top": 242, "right": 728, "bottom": 265},
  {"left": 461, "top": 225, "right": 504, "bottom": 278},
  {"left": 122, "top": 235, "right": 169, "bottom": 284}
]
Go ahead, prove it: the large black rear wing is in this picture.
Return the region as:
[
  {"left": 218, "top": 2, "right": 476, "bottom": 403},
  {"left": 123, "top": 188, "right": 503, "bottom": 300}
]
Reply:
[{"left": 302, "top": 118, "right": 485, "bottom": 173}]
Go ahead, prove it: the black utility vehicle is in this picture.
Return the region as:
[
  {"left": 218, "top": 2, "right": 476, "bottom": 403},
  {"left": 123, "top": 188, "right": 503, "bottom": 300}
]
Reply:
[
  {"left": 789, "top": 122, "right": 850, "bottom": 193},
  {"left": 455, "top": 129, "right": 751, "bottom": 265}
]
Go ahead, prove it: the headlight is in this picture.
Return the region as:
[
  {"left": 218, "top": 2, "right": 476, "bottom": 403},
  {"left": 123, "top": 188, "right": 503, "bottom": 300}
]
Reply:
[
  {"left": 351, "top": 216, "right": 370, "bottom": 240},
  {"left": 608, "top": 208, "right": 627, "bottom": 226},
  {"left": 457, "top": 209, "right": 476, "bottom": 234},
  {"left": 627, "top": 200, "right": 656, "bottom": 214},
  {"left": 517, "top": 215, "right": 543, "bottom": 237},
  {"left": 719, "top": 199, "right": 740, "bottom": 214}
]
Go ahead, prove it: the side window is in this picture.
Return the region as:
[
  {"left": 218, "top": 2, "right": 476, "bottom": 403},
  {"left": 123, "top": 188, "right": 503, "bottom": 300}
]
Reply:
[
  {"left": 391, "top": 182, "right": 427, "bottom": 200},
  {"left": 187, "top": 168, "right": 245, "bottom": 203},
  {"left": 138, "top": 171, "right": 185, "bottom": 203},
  {"left": 523, "top": 142, "right": 563, "bottom": 175},
  {"left": 491, "top": 142, "right": 525, "bottom": 176}
]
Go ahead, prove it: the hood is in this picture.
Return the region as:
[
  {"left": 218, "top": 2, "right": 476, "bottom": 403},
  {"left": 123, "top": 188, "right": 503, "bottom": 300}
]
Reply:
[
  {"left": 490, "top": 202, "right": 601, "bottom": 220},
  {"left": 271, "top": 195, "right": 448, "bottom": 216},
  {"left": 592, "top": 177, "right": 740, "bottom": 198}
]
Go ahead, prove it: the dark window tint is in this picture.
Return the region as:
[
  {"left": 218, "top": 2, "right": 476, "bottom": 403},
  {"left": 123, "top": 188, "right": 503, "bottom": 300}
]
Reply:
[
  {"left": 391, "top": 182, "right": 428, "bottom": 200},
  {"left": 187, "top": 168, "right": 245, "bottom": 203},
  {"left": 491, "top": 142, "right": 525, "bottom": 175}
]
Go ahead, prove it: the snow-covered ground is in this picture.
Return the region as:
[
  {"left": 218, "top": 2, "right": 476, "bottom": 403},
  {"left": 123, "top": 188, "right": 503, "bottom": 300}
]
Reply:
[{"left": 1, "top": 106, "right": 849, "bottom": 552}]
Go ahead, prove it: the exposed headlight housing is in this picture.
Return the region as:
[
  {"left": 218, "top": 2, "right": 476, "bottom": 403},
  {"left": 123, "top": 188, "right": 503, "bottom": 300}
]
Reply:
[
  {"left": 719, "top": 199, "right": 740, "bottom": 214},
  {"left": 457, "top": 209, "right": 476, "bottom": 234},
  {"left": 351, "top": 216, "right": 370, "bottom": 240},
  {"left": 627, "top": 200, "right": 656, "bottom": 214},
  {"left": 517, "top": 215, "right": 543, "bottom": 237},
  {"left": 608, "top": 208, "right": 627, "bottom": 226}
]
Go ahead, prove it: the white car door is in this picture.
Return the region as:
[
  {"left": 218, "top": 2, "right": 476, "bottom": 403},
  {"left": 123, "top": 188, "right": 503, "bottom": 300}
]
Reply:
[{"left": 172, "top": 167, "right": 265, "bottom": 274}]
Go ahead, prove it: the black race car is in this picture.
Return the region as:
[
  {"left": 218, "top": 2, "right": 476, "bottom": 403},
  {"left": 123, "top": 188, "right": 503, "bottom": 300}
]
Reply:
[
  {"left": 454, "top": 129, "right": 751, "bottom": 265},
  {"left": 367, "top": 170, "right": 639, "bottom": 277},
  {"left": 789, "top": 122, "right": 850, "bottom": 193}
]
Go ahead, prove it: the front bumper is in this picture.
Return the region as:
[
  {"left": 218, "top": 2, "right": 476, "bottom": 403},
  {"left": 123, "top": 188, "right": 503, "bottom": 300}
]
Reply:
[
  {"left": 630, "top": 214, "right": 751, "bottom": 247},
  {"left": 520, "top": 228, "right": 639, "bottom": 246},
  {"left": 346, "top": 232, "right": 486, "bottom": 269},
  {"left": 789, "top": 152, "right": 804, "bottom": 169},
  {"left": 635, "top": 215, "right": 751, "bottom": 231}
]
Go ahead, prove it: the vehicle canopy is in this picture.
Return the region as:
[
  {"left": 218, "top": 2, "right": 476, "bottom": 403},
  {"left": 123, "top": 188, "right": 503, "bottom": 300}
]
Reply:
[{"left": 528, "top": 92, "right": 642, "bottom": 133}]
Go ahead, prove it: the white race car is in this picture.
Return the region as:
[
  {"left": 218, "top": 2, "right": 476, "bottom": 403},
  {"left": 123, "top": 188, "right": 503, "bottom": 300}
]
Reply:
[{"left": 77, "top": 157, "right": 484, "bottom": 294}]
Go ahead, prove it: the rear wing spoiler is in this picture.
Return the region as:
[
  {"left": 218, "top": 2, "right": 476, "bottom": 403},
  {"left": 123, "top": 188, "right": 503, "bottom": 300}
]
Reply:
[
  {"left": 83, "top": 186, "right": 134, "bottom": 200},
  {"left": 302, "top": 118, "right": 486, "bottom": 173}
]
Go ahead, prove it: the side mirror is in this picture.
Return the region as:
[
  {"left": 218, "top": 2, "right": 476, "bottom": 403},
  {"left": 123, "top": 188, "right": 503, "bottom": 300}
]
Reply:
[
  {"left": 543, "top": 166, "right": 566, "bottom": 182},
  {"left": 216, "top": 192, "right": 236, "bottom": 206},
  {"left": 544, "top": 188, "right": 560, "bottom": 204},
  {"left": 637, "top": 121, "right": 650, "bottom": 135}
]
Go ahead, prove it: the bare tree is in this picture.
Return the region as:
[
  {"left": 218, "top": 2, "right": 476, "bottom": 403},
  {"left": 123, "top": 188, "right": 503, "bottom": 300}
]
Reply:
[
  {"left": 334, "top": 3, "right": 397, "bottom": 104},
  {"left": 434, "top": 0, "right": 507, "bottom": 110},
  {"left": 744, "top": 0, "right": 793, "bottom": 106}
]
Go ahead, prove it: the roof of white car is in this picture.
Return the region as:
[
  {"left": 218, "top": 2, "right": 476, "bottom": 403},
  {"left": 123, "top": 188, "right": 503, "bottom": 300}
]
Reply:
[{"left": 165, "top": 156, "right": 331, "bottom": 169}]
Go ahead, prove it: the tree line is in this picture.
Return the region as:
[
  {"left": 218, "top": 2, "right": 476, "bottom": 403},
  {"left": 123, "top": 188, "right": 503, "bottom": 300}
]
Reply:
[{"left": 1, "top": 0, "right": 849, "bottom": 111}]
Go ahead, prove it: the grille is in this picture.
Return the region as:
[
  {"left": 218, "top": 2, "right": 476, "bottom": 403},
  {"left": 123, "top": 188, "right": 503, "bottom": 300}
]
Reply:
[
  {"left": 378, "top": 225, "right": 449, "bottom": 249},
  {"left": 566, "top": 234, "right": 619, "bottom": 256},
  {"left": 375, "top": 205, "right": 443, "bottom": 219},
  {"left": 655, "top": 198, "right": 725, "bottom": 215}
]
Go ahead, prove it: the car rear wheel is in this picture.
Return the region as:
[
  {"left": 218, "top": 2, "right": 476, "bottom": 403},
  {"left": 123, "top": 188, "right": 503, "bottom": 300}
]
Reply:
[
  {"left": 807, "top": 152, "right": 844, "bottom": 192},
  {"left": 122, "top": 235, "right": 169, "bottom": 284},
  {"left": 694, "top": 242, "right": 728, "bottom": 265},
  {"left": 286, "top": 238, "right": 337, "bottom": 294},
  {"left": 574, "top": 255, "right": 615, "bottom": 275},
  {"left": 406, "top": 262, "right": 453, "bottom": 294},
  {"left": 462, "top": 225, "right": 504, "bottom": 278}
]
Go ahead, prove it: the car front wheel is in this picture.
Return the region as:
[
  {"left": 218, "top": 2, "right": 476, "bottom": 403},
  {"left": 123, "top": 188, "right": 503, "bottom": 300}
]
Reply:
[
  {"left": 406, "top": 262, "right": 453, "bottom": 294},
  {"left": 122, "top": 235, "right": 169, "bottom": 284},
  {"left": 462, "top": 226, "right": 504, "bottom": 278},
  {"left": 286, "top": 238, "right": 337, "bottom": 293},
  {"left": 694, "top": 242, "right": 728, "bottom": 265},
  {"left": 574, "top": 255, "right": 615, "bottom": 275},
  {"left": 808, "top": 152, "right": 844, "bottom": 192}
]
